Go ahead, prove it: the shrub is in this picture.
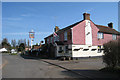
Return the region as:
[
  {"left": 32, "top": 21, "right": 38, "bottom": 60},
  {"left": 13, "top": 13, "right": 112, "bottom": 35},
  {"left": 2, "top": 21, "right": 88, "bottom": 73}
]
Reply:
[{"left": 103, "top": 39, "right": 120, "bottom": 68}]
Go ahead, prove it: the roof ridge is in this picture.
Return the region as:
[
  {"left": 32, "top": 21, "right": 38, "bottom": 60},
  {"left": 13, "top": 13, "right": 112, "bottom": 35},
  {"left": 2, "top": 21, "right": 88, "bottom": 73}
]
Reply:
[
  {"left": 95, "top": 24, "right": 118, "bottom": 31},
  {"left": 95, "top": 24, "right": 108, "bottom": 28}
]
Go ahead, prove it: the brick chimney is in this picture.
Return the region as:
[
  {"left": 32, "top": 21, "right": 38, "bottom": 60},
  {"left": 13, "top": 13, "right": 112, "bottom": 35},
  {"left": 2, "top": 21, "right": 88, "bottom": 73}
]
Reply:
[
  {"left": 108, "top": 22, "right": 113, "bottom": 28},
  {"left": 54, "top": 26, "right": 59, "bottom": 32},
  {"left": 83, "top": 13, "right": 90, "bottom": 20}
]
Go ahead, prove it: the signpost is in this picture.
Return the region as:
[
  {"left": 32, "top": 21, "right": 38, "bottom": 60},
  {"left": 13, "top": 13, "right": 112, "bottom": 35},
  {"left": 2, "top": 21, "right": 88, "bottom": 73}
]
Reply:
[{"left": 29, "top": 30, "right": 35, "bottom": 49}]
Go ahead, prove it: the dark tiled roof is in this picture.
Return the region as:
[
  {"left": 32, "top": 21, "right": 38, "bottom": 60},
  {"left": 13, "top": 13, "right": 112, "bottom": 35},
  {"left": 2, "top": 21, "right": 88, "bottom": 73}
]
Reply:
[
  {"left": 44, "top": 20, "right": 84, "bottom": 39},
  {"left": 57, "top": 20, "right": 84, "bottom": 33},
  {"left": 44, "top": 20, "right": 120, "bottom": 39},
  {"left": 95, "top": 24, "right": 120, "bottom": 35}
]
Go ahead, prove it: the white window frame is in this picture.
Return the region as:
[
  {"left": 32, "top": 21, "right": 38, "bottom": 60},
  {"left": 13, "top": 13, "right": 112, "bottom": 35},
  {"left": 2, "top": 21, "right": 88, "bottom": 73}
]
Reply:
[
  {"left": 97, "top": 32, "right": 104, "bottom": 39},
  {"left": 112, "top": 34, "right": 117, "bottom": 40},
  {"left": 64, "top": 31, "right": 67, "bottom": 41}
]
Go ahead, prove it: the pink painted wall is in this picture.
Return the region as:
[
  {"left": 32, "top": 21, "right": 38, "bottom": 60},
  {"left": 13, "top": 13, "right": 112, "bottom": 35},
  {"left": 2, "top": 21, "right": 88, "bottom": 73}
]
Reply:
[
  {"left": 58, "top": 32, "right": 64, "bottom": 42},
  {"left": 117, "top": 35, "right": 120, "bottom": 40},
  {"left": 91, "top": 21, "right": 119, "bottom": 46},
  {"left": 97, "top": 34, "right": 113, "bottom": 45},
  {"left": 72, "top": 20, "right": 119, "bottom": 45},
  {"left": 58, "top": 29, "right": 72, "bottom": 45},
  {"left": 72, "top": 20, "right": 85, "bottom": 45},
  {"left": 46, "top": 29, "right": 72, "bottom": 45},
  {"left": 91, "top": 21, "right": 99, "bottom": 45},
  {"left": 45, "top": 20, "right": 120, "bottom": 46}
]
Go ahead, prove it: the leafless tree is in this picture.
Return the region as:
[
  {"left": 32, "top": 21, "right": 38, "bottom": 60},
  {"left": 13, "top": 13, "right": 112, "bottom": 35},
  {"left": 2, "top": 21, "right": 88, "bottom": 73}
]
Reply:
[{"left": 11, "top": 39, "right": 16, "bottom": 47}]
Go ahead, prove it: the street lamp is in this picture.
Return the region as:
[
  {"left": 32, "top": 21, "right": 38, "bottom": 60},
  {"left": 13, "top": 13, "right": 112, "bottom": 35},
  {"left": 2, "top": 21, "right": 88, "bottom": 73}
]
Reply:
[{"left": 29, "top": 29, "right": 35, "bottom": 49}]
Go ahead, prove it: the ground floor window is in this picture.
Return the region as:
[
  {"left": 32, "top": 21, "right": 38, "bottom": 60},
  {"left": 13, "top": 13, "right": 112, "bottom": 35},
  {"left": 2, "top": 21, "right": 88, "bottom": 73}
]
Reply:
[
  {"left": 65, "top": 45, "right": 68, "bottom": 53},
  {"left": 59, "top": 46, "right": 62, "bottom": 51},
  {"left": 83, "top": 49, "right": 89, "bottom": 51},
  {"left": 91, "top": 49, "right": 97, "bottom": 51},
  {"left": 58, "top": 46, "right": 63, "bottom": 53}
]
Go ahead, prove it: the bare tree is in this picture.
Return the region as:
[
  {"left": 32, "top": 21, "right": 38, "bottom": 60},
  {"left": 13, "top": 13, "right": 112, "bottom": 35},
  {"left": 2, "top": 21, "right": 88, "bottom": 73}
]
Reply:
[
  {"left": 11, "top": 39, "right": 16, "bottom": 47},
  {"left": 18, "top": 39, "right": 21, "bottom": 46},
  {"left": 28, "top": 39, "right": 29, "bottom": 47},
  {"left": 24, "top": 39, "right": 26, "bottom": 47}
]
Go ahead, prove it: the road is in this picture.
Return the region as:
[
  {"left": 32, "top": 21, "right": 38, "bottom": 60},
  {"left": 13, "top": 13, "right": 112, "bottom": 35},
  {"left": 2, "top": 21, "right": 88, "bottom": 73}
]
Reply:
[{"left": 2, "top": 53, "right": 83, "bottom": 78}]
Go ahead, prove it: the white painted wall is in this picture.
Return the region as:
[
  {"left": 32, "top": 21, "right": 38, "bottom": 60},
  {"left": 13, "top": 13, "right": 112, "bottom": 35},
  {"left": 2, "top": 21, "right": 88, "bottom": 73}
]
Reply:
[
  {"left": 72, "top": 45, "right": 103, "bottom": 57},
  {"left": 55, "top": 44, "right": 104, "bottom": 58},
  {"left": 85, "top": 20, "right": 92, "bottom": 45}
]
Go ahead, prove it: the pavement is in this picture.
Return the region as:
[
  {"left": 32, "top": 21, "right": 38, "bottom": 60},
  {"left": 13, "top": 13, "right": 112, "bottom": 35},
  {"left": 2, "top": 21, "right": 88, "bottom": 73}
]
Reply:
[
  {"left": 41, "top": 57, "right": 120, "bottom": 79},
  {"left": 2, "top": 53, "right": 120, "bottom": 80}
]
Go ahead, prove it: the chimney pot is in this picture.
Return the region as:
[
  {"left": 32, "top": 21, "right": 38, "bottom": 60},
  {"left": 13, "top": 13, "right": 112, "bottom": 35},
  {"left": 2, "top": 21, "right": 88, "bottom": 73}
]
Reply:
[
  {"left": 108, "top": 22, "right": 113, "bottom": 28},
  {"left": 83, "top": 13, "right": 90, "bottom": 20}
]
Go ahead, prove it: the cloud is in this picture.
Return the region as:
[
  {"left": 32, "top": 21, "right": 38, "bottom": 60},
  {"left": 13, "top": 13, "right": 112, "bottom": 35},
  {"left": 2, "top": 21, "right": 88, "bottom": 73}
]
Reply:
[
  {"left": 3, "top": 32, "right": 52, "bottom": 36},
  {"left": 3, "top": 32, "right": 28, "bottom": 36},
  {"left": 35, "top": 32, "right": 52, "bottom": 35},
  {"left": 3, "top": 17, "right": 22, "bottom": 21},
  {"left": 21, "top": 14, "right": 31, "bottom": 17}
]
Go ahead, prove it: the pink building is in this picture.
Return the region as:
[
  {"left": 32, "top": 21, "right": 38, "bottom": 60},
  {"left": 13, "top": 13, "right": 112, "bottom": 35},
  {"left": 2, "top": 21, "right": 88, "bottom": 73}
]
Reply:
[{"left": 44, "top": 13, "right": 120, "bottom": 58}]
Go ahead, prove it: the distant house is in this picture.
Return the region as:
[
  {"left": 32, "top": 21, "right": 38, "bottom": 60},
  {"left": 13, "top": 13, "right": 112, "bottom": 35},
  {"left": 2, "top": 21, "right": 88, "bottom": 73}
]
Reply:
[
  {"left": 11, "top": 49, "right": 17, "bottom": 53},
  {"left": 0, "top": 48, "right": 7, "bottom": 52},
  {"left": 44, "top": 13, "right": 120, "bottom": 59}
]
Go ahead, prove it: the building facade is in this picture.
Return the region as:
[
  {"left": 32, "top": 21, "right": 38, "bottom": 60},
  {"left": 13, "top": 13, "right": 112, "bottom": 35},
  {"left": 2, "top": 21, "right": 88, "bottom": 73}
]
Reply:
[{"left": 44, "top": 13, "right": 120, "bottom": 58}]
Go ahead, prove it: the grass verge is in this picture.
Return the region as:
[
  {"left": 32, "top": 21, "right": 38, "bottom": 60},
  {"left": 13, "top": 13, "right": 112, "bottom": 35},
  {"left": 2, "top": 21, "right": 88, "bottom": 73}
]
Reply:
[{"left": 9, "top": 53, "right": 17, "bottom": 55}]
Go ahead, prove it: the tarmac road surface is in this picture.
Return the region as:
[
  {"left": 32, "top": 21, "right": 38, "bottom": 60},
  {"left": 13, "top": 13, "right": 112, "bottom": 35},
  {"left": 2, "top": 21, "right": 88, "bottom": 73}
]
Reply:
[{"left": 2, "top": 53, "right": 84, "bottom": 79}]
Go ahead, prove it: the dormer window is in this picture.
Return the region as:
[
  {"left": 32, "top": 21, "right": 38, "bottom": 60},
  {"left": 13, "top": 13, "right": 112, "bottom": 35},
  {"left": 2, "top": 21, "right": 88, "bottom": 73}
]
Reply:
[{"left": 97, "top": 32, "right": 104, "bottom": 39}]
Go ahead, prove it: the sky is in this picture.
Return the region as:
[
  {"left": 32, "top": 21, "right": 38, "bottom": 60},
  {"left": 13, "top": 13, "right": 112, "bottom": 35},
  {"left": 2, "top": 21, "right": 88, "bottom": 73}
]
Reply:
[{"left": 2, "top": 2, "right": 118, "bottom": 45}]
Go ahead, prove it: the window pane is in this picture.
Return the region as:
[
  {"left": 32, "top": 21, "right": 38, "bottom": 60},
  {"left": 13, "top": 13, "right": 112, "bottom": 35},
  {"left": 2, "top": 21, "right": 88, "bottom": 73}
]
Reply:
[
  {"left": 113, "top": 34, "right": 116, "bottom": 40},
  {"left": 98, "top": 32, "right": 103, "bottom": 39},
  {"left": 64, "top": 31, "right": 67, "bottom": 41}
]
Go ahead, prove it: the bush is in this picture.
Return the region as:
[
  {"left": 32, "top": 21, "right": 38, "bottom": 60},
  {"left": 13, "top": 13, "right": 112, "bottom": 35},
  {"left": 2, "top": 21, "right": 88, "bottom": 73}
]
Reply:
[{"left": 103, "top": 39, "right": 120, "bottom": 68}]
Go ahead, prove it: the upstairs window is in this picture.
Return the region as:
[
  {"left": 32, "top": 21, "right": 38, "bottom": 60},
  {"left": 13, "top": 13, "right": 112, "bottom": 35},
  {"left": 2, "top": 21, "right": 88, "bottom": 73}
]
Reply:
[
  {"left": 112, "top": 34, "right": 117, "bottom": 40},
  {"left": 97, "top": 32, "right": 104, "bottom": 39},
  {"left": 64, "top": 31, "right": 67, "bottom": 41}
]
